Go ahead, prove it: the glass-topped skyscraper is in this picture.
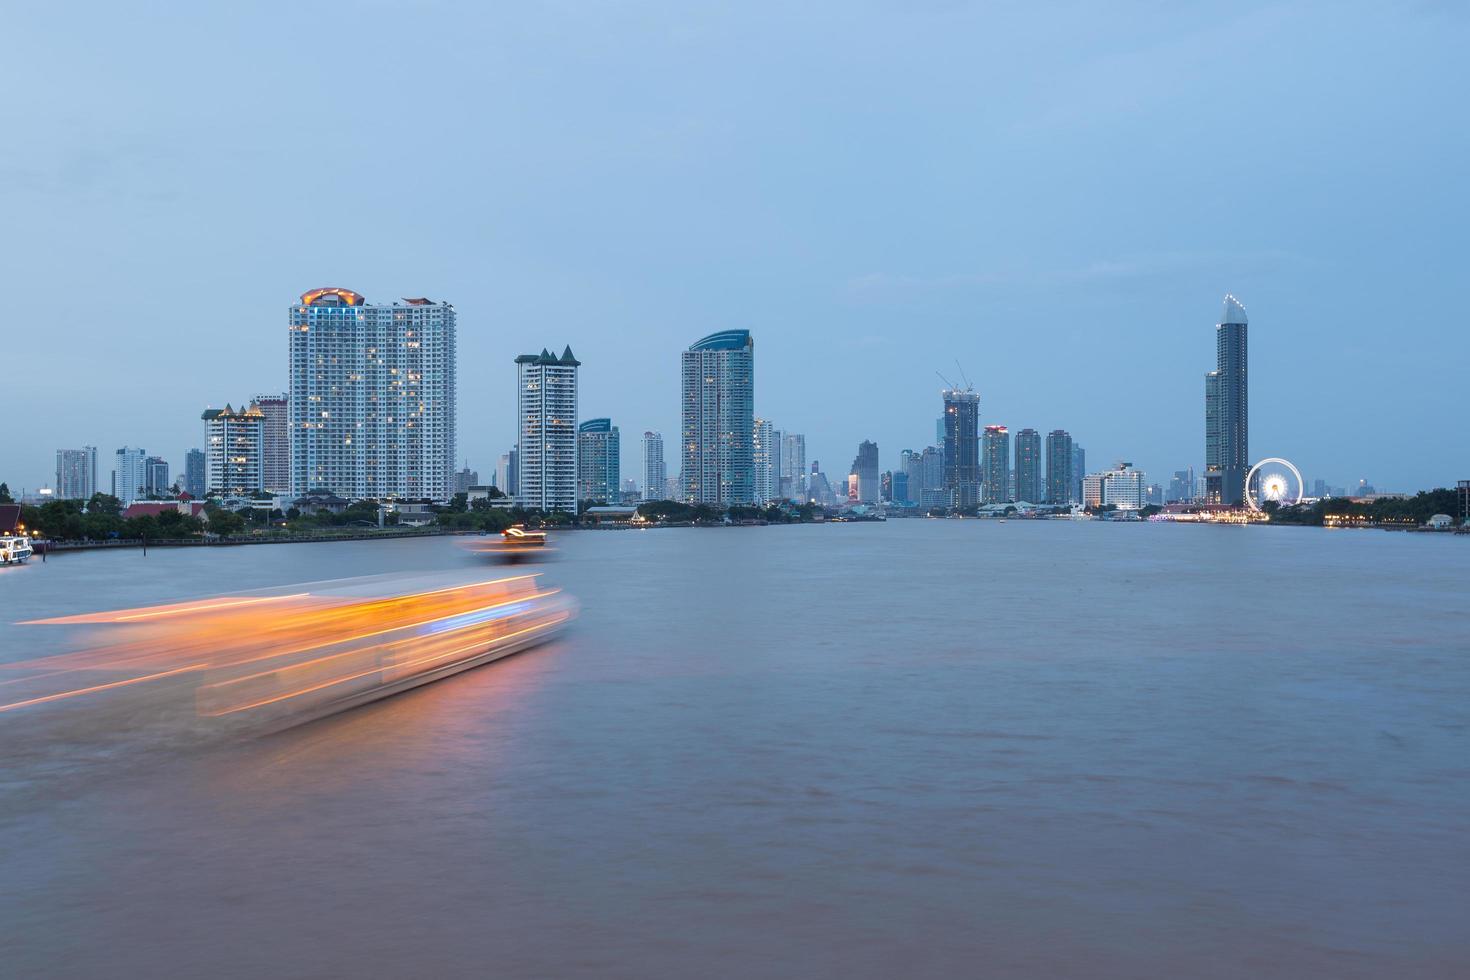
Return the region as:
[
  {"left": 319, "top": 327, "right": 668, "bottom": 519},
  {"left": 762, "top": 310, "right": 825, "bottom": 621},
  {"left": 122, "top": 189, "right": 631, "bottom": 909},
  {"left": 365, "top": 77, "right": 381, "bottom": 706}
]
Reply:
[
  {"left": 576, "top": 418, "right": 619, "bottom": 504},
  {"left": 681, "top": 330, "right": 754, "bottom": 505},
  {"left": 942, "top": 388, "right": 979, "bottom": 508},
  {"left": 1204, "top": 294, "right": 1249, "bottom": 506}
]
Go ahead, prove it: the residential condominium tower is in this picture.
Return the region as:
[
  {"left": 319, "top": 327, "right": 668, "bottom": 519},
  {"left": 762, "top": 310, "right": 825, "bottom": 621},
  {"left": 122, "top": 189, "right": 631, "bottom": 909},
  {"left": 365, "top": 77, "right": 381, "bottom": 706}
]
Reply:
[
  {"left": 144, "top": 456, "right": 171, "bottom": 498},
  {"left": 112, "top": 447, "right": 149, "bottom": 505},
  {"left": 516, "top": 347, "right": 580, "bottom": 513},
  {"left": 254, "top": 393, "right": 290, "bottom": 494},
  {"left": 982, "top": 425, "right": 1010, "bottom": 503},
  {"left": 203, "top": 402, "right": 265, "bottom": 496},
  {"left": 681, "top": 330, "right": 755, "bottom": 505},
  {"left": 1204, "top": 294, "right": 1249, "bottom": 506},
  {"left": 1014, "top": 428, "right": 1042, "bottom": 503},
  {"left": 184, "top": 448, "right": 206, "bottom": 499},
  {"left": 289, "top": 288, "right": 457, "bottom": 501},
  {"left": 55, "top": 447, "right": 98, "bottom": 501},
  {"left": 779, "top": 432, "right": 806, "bottom": 500},
  {"left": 752, "top": 418, "right": 776, "bottom": 504},
  {"left": 942, "top": 388, "right": 980, "bottom": 508},
  {"left": 642, "top": 431, "right": 666, "bottom": 501},
  {"left": 577, "top": 418, "right": 620, "bottom": 504},
  {"left": 1045, "top": 430, "right": 1074, "bottom": 504}
]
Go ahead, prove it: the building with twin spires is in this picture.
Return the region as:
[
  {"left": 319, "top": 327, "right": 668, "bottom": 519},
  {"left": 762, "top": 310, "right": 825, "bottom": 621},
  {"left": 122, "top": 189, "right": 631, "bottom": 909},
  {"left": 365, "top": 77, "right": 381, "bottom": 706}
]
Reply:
[
  {"left": 289, "top": 288, "right": 457, "bottom": 501},
  {"left": 516, "top": 346, "right": 580, "bottom": 513}
]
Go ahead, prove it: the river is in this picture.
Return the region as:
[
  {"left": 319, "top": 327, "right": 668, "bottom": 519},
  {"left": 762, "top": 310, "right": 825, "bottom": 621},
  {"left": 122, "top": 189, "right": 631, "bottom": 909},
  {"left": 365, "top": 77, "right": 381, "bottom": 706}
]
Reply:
[{"left": 1, "top": 522, "right": 1467, "bottom": 978}]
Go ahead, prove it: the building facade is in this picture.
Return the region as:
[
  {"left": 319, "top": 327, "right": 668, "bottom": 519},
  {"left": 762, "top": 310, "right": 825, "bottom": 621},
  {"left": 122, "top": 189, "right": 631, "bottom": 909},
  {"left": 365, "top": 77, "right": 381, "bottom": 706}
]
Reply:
[
  {"left": 203, "top": 402, "right": 265, "bottom": 496},
  {"left": 1044, "top": 430, "right": 1073, "bottom": 504},
  {"left": 184, "top": 448, "right": 206, "bottom": 499},
  {"left": 255, "top": 393, "right": 290, "bottom": 494},
  {"left": 753, "top": 418, "right": 776, "bottom": 504},
  {"left": 55, "top": 447, "right": 98, "bottom": 501},
  {"left": 780, "top": 433, "right": 806, "bottom": 500},
  {"left": 643, "top": 431, "right": 666, "bottom": 502},
  {"left": 1072, "top": 444, "right": 1086, "bottom": 504},
  {"left": 516, "top": 347, "right": 580, "bottom": 512},
  {"left": 144, "top": 456, "right": 171, "bottom": 498},
  {"left": 681, "top": 330, "right": 754, "bottom": 505},
  {"left": 850, "top": 439, "right": 879, "bottom": 504},
  {"left": 111, "top": 447, "right": 148, "bottom": 505},
  {"left": 577, "top": 418, "right": 620, "bottom": 504},
  {"left": 1204, "top": 294, "right": 1249, "bottom": 506},
  {"left": 1083, "top": 463, "right": 1147, "bottom": 510},
  {"left": 982, "top": 425, "right": 1010, "bottom": 503},
  {"left": 289, "top": 288, "right": 457, "bottom": 501},
  {"left": 1014, "top": 428, "right": 1042, "bottom": 503},
  {"left": 942, "top": 388, "right": 980, "bottom": 508}
]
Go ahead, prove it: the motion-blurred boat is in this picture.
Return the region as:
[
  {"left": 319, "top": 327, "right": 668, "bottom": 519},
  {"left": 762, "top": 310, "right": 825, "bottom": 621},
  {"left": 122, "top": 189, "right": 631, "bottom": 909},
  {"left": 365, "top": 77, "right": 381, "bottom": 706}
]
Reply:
[{"left": 6, "top": 572, "right": 576, "bottom": 731}]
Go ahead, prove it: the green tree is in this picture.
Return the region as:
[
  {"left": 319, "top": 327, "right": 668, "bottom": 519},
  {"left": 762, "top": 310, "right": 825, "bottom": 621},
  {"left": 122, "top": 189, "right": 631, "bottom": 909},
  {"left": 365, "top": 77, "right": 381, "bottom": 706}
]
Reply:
[
  {"left": 87, "top": 493, "right": 124, "bottom": 517},
  {"left": 0, "top": 482, "right": 12, "bottom": 503}
]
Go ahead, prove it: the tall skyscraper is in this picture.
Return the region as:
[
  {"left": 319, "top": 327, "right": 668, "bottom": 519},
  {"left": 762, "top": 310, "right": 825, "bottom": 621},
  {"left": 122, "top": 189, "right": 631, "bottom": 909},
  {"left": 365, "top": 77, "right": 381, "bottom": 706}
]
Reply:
[
  {"left": 681, "top": 330, "right": 754, "bottom": 505},
  {"left": 849, "top": 440, "right": 879, "bottom": 503},
  {"left": 112, "top": 447, "right": 148, "bottom": 505},
  {"left": 780, "top": 433, "right": 806, "bottom": 500},
  {"left": 55, "top": 447, "right": 98, "bottom": 501},
  {"left": 942, "top": 388, "right": 980, "bottom": 508},
  {"left": 144, "top": 456, "right": 171, "bottom": 498},
  {"left": 453, "top": 465, "right": 479, "bottom": 495},
  {"left": 515, "top": 347, "right": 580, "bottom": 512},
  {"left": 1014, "top": 428, "right": 1042, "bottom": 503},
  {"left": 1167, "top": 468, "right": 1196, "bottom": 504},
  {"left": 920, "top": 446, "right": 946, "bottom": 508},
  {"left": 493, "top": 454, "right": 510, "bottom": 492},
  {"left": 254, "top": 393, "right": 290, "bottom": 494},
  {"left": 577, "top": 418, "right": 620, "bottom": 504},
  {"left": 982, "top": 425, "right": 1010, "bottom": 503},
  {"left": 753, "top": 418, "right": 776, "bottom": 504},
  {"left": 1045, "top": 430, "right": 1074, "bottom": 504},
  {"left": 1204, "top": 294, "right": 1249, "bottom": 506},
  {"left": 643, "top": 431, "right": 666, "bottom": 502},
  {"left": 184, "top": 448, "right": 206, "bottom": 499},
  {"left": 203, "top": 402, "right": 265, "bottom": 496},
  {"left": 289, "top": 288, "right": 457, "bottom": 501},
  {"left": 507, "top": 445, "right": 519, "bottom": 498},
  {"left": 1072, "top": 444, "right": 1086, "bottom": 504}
]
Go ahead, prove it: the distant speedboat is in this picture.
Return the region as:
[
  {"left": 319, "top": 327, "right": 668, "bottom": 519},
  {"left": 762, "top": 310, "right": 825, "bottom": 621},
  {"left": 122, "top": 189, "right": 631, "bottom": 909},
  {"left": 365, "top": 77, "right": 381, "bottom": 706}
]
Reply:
[{"left": 0, "top": 535, "right": 33, "bottom": 565}]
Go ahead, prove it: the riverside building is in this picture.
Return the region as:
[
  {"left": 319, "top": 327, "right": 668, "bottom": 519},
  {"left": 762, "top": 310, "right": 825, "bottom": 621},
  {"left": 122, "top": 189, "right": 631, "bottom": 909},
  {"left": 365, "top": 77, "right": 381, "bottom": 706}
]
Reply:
[
  {"left": 184, "top": 449, "right": 206, "bottom": 499},
  {"left": 289, "top": 288, "right": 457, "bottom": 501},
  {"left": 1204, "top": 294, "right": 1249, "bottom": 506},
  {"left": 942, "top": 388, "right": 980, "bottom": 508},
  {"left": 643, "top": 432, "right": 666, "bottom": 501},
  {"left": 203, "top": 402, "right": 265, "bottom": 496},
  {"left": 112, "top": 447, "right": 148, "bottom": 505},
  {"left": 577, "top": 418, "right": 620, "bottom": 504},
  {"left": 515, "top": 347, "right": 580, "bottom": 513},
  {"left": 1083, "top": 463, "right": 1147, "bottom": 510},
  {"left": 55, "top": 447, "right": 98, "bottom": 501},
  {"left": 753, "top": 418, "right": 776, "bottom": 504},
  {"left": 1014, "top": 428, "right": 1042, "bottom": 503},
  {"left": 681, "top": 330, "right": 754, "bottom": 505},
  {"left": 255, "top": 393, "right": 290, "bottom": 494},
  {"left": 1045, "top": 430, "right": 1074, "bottom": 504},
  {"left": 982, "top": 425, "right": 1010, "bottom": 503}
]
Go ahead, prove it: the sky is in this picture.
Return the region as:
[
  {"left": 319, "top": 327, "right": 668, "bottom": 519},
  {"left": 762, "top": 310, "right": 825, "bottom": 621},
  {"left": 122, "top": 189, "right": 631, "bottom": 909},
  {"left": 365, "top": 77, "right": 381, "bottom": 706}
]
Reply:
[{"left": 3, "top": 1, "right": 1467, "bottom": 496}]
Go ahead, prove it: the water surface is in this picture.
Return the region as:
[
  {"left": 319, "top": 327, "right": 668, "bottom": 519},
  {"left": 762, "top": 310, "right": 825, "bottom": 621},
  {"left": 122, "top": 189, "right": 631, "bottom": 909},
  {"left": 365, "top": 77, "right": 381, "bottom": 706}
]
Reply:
[{"left": 2, "top": 523, "right": 1467, "bottom": 978}]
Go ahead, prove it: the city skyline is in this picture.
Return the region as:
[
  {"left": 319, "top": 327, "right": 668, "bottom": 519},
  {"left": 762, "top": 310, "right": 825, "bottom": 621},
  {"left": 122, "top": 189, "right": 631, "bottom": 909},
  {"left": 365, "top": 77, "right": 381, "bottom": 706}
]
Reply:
[{"left": 5, "top": 5, "right": 1466, "bottom": 495}]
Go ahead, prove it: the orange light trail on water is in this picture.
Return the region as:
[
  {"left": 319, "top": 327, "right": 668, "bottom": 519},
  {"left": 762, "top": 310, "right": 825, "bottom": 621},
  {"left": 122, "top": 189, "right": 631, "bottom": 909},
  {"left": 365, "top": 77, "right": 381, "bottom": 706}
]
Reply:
[{"left": 2, "top": 573, "right": 573, "bottom": 724}]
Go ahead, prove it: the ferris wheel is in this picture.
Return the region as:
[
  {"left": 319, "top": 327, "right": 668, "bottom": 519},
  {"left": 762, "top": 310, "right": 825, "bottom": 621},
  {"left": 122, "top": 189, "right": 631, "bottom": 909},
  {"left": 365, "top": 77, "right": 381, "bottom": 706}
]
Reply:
[{"left": 1244, "top": 457, "right": 1305, "bottom": 511}]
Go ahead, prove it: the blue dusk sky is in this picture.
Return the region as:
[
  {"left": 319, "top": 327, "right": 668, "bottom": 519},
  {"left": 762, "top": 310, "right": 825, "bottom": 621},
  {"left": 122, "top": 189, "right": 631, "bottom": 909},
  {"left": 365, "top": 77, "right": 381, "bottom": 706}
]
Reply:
[{"left": 3, "top": 1, "right": 1466, "bottom": 494}]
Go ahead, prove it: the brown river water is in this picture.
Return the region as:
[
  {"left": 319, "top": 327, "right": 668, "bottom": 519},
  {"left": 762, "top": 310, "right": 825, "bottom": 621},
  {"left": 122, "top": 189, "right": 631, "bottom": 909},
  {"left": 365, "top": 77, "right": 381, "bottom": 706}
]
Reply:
[{"left": 1, "top": 521, "right": 1467, "bottom": 978}]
